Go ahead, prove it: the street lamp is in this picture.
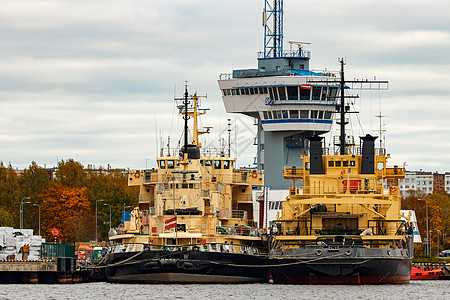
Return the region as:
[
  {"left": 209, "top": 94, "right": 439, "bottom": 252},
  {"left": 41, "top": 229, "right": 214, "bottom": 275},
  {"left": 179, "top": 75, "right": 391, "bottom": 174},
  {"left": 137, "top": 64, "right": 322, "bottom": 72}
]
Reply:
[
  {"left": 33, "top": 204, "right": 41, "bottom": 236},
  {"left": 95, "top": 199, "right": 104, "bottom": 243},
  {"left": 104, "top": 203, "right": 112, "bottom": 231},
  {"left": 418, "top": 198, "right": 429, "bottom": 256},
  {"left": 437, "top": 229, "right": 440, "bottom": 257},
  {"left": 20, "top": 197, "right": 31, "bottom": 230}
]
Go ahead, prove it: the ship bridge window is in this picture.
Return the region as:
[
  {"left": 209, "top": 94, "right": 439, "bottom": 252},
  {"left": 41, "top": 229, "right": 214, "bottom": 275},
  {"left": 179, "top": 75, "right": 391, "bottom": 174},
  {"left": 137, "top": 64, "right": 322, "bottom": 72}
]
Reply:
[
  {"left": 377, "top": 162, "right": 384, "bottom": 171},
  {"left": 159, "top": 160, "right": 166, "bottom": 169},
  {"left": 311, "top": 110, "right": 318, "bottom": 119},
  {"left": 278, "top": 87, "right": 287, "bottom": 100},
  {"left": 300, "top": 86, "right": 310, "bottom": 100},
  {"left": 324, "top": 111, "right": 333, "bottom": 119},
  {"left": 282, "top": 110, "right": 289, "bottom": 119},
  {"left": 300, "top": 110, "right": 309, "bottom": 118},
  {"left": 263, "top": 111, "right": 273, "bottom": 119},
  {"left": 321, "top": 87, "right": 328, "bottom": 100},
  {"left": 312, "top": 87, "right": 321, "bottom": 100},
  {"left": 231, "top": 89, "right": 238, "bottom": 96},
  {"left": 224, "top": 160, "right": 230, "bottom": 169},
  {"left": 287, "top": 86, "right": 298, "bottom": 100},
  {"left": 289, "top": 110, "right": 299, "bottom": 119},
  {"left": 328, "top": 161, "right": 334, "bottom": 167},
  {"left": 167, "top": 160, "right": 175, "bottom": 169},
  {"left": 259, "top": 87, "right": 268, "bottom": 94},
  {"left": 335, "top": 161, "right": 341, "bottom": 167},
  {"left": 214, "top": 160, "right": 222, "bottom": 169},
  {"left": 268, "top": 87, "right": 275, "bottom": 100},
  {"left": 318, "top": 111, "right": 324, "bottom": 119},
  {"left": 343, "top": 161, "right": 349, "bottom": 167},
  {"left": 350, "top": 161, "right": 356, "bottom": 167},
  {"left": 222, "top": 89, "right": 231, "bottom": 96},
  {"left": 205, "top": 160, "right": 212, "bottom": 166},
  {"left": 328, "top": 87, "right": 338, "bottom": 101}
]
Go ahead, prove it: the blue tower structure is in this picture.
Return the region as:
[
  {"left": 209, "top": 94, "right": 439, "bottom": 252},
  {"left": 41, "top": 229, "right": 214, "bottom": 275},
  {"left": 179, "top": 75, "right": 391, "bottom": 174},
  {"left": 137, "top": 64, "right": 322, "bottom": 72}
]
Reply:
[{"left": 218, "top": 1, "right": 339, "bottom": 189}]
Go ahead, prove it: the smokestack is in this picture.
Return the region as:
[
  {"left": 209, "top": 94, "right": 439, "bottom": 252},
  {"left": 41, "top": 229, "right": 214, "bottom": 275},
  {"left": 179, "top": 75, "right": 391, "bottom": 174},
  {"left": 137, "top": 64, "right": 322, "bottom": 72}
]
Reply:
[
  {"left": 360, "top": 134, "right": 378, "bottom": 174},
  {"left": 308, "top": 136, "right": 324, "bottom": 174}
]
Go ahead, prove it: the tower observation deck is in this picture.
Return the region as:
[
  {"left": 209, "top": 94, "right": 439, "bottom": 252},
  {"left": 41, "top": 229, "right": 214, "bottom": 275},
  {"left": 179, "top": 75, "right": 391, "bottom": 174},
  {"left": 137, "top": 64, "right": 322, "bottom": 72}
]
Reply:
[{"left": 218, "top": 0, "right": 339, "bottom": 189}]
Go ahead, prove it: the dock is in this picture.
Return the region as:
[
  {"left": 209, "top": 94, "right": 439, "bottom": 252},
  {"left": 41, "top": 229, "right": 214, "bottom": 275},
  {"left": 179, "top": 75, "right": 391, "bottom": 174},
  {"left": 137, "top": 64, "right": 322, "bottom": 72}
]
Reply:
[{"left": 0, "top": 258, "right": 89, "bottom": 284}]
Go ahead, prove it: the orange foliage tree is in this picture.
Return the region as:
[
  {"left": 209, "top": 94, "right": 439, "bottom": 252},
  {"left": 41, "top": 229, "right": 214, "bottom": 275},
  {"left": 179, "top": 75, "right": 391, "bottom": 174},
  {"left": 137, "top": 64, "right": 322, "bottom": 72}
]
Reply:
[{"left": 39, "top": 182, "right": 94, "bottom": 242}]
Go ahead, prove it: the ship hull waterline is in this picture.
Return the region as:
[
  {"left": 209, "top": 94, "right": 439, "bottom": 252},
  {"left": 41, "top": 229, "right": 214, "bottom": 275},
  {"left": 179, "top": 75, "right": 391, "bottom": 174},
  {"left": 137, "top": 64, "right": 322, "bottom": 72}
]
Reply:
[
  {"left": 269, "top": 256, "right": 412, "bottom": 285},
  {"left": 101, "top": 249, "right": 271, "bottom": 284}
]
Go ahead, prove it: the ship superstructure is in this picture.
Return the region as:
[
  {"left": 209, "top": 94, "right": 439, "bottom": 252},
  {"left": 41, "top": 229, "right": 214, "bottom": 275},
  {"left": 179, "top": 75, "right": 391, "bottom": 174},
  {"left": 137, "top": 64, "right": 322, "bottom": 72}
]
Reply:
[
  {"left": 218, "top": 0, "right": 338, "bottom": 189},
  {"left": 267, "top": 61, "right": 414, "bottom": 285},
  {"left": 98, "top": 86, "right": 270, "bottom": 284}
]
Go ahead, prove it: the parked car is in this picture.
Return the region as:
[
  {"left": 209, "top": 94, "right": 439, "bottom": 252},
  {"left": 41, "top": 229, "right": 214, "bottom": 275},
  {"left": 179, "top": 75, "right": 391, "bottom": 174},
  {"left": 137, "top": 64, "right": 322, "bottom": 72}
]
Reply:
[{"left": 439, "top": 249, "right": 450, "bottom": 257}]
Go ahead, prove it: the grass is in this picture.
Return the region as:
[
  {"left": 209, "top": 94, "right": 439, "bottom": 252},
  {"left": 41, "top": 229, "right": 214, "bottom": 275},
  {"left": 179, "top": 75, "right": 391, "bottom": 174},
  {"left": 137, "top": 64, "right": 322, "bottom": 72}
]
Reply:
[{"left": 412, "top": 256, "right": 450, "bottom": 263}]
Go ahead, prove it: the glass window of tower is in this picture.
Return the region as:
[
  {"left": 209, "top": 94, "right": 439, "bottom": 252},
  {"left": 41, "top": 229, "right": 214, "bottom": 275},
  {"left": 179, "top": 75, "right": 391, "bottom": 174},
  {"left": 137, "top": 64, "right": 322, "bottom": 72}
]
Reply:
[
  {"left": 311, "top": 110, "right": 318, "bottom": 118},
  {"left": 312, "top": 87, "right": 321, "bottom": 100},
  {"left": 300, "top": 110, "right": 309, "bottom": 118},
  {"left": 287, "top": 86, "right": 298, "bottom": 100},
  {"left": 282, "top": 110, "right": 288, "bottom": 119},
  {"left": 289, "top": 110, "right": 298, "bottom": 119},
  {"left": 329, "top": 87, "right": 338, "bottom": 101},
  {"left": 318, "top": 111, "right": 324, "bottom": 119},
  {"left": 300, "top": 87, "right": 310, "bottom": 100},
  {"left": 321, "top": 87, "right": 328, "bottom": 100},
  {"left": 278, "top": 87, "right": 287, "bottom": 100}
]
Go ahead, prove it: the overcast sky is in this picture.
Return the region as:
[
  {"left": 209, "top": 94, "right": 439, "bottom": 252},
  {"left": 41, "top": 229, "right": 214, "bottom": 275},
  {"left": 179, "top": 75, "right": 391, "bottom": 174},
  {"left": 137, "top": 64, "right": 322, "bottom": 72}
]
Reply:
[{"left": 1, "top": 0, "right": 449, "bottom": 172}]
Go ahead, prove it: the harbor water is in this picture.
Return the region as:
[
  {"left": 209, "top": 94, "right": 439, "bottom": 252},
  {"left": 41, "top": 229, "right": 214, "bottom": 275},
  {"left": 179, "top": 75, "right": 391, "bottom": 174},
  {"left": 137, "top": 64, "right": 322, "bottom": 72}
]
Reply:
[{"left": 0, "top": 281, "right": 448, "bottom": 300}]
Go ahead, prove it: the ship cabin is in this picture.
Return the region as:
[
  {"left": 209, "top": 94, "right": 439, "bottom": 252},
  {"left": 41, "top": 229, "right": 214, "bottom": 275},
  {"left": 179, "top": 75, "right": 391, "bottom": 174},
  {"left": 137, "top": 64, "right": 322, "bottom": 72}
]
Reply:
[
  {"left": 112, "top": 152, "right": 264, "bottom": 249},
  {"left": 273, "top": 134, "right": 407, "bottom": 249}
]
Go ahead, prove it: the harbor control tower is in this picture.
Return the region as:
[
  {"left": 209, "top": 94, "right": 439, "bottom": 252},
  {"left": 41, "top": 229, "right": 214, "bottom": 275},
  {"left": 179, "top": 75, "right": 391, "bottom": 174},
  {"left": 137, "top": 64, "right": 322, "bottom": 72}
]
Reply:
[{"left": 218, "top": 0, "right": 339, "bottom": 189}]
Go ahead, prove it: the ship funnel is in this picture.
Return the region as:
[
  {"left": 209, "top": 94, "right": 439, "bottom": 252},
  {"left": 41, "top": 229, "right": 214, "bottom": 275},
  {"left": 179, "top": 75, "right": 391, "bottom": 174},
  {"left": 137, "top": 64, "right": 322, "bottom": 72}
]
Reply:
[
  {"left": 308, "top": 136, "right": 324, "bottom": 174},
  {"left": 360, "top": 134, "right": 378, "bottom": 174},
  {"left": 180, "top": 144, "right": 201, "bottom": 160}
]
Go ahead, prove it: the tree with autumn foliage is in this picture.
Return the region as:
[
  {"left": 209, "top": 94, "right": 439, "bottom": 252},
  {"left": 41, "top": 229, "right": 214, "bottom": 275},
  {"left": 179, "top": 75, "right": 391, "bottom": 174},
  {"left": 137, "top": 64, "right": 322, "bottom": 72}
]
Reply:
[
  {"left": 39, "top": 182, "right": 94, "bottom": 243},
  {"left": 402, "top": 190, "right": 449, "bottom": 255}
]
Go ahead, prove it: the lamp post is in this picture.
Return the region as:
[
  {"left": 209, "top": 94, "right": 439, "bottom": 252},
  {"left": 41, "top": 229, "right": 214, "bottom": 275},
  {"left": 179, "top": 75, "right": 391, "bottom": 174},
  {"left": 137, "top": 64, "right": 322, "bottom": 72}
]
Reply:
[
  {"left": 33, "top": 204, "right": 41, "bottom": 236},
  {"left": 419, "top": 198, "right": 429, "bottom": 256},
  {"left": 20, "top": 197, "right": 31, "bottom": 230},
  {"left": 437, "top": 230, "right": 440, "bottom": 257},
  {"left": 104, "top": 203, "right": 112, "bottom": 231},
  {"left": 95, "top": 199, "right": 104, "bottom": 243}
]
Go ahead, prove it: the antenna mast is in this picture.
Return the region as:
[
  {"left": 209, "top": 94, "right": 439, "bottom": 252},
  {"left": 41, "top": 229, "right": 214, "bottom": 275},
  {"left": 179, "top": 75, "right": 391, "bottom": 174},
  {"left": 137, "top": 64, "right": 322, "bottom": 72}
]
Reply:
[{"left": 263, "top": 0, "right": 283, "bottom": 58}]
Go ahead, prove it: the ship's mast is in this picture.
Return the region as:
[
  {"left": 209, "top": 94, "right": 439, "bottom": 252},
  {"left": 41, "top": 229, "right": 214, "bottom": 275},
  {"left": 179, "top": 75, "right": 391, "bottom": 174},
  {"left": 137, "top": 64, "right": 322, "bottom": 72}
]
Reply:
[
  {"left": 338, "top": 59, "right": 347, "bottom": 155},
  {"left": 263, "top": 0, "right": 283, "bottom": 58},
  {"left": 183, "top": 83, "right": 189, "bottom": 154}
]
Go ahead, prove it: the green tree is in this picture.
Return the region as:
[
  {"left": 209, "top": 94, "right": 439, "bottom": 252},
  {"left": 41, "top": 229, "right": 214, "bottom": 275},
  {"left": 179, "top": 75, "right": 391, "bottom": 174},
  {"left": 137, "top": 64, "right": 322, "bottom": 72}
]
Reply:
[
  {"left": 19, "top": 162, "right": 51, "bottom": 232},
  {"left": 55, "top": 159, "right": 88, "bottom": 188},
  {"left": 0, "top": 162, "right": 20, "bottom": 227}
]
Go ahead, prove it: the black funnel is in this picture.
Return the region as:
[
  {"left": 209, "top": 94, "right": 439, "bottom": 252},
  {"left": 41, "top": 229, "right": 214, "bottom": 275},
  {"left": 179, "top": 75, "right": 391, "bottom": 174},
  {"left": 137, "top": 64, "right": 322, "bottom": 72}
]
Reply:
[
  {"left": 360, "top": 134, "right": 378, "bottom": 174},
  {"left": 308, "top": 136, "right": 324, "bottom": 174}
]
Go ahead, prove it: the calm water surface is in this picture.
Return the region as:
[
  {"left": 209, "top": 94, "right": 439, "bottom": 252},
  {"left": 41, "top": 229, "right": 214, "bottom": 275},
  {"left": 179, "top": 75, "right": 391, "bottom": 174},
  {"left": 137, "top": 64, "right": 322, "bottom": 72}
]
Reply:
[{"left": 0, "top": 281, "right": 448, "bottom": 300}]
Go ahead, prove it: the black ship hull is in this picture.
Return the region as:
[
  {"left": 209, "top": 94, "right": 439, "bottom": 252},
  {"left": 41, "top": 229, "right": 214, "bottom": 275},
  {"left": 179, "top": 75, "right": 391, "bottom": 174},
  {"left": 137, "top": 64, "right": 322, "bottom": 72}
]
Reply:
[
  {"left": 100, "top": 249, "right": 270, "bottom": 284},
  {"left": 269, "top": 247, "right": 412, "bottom": 285}
]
